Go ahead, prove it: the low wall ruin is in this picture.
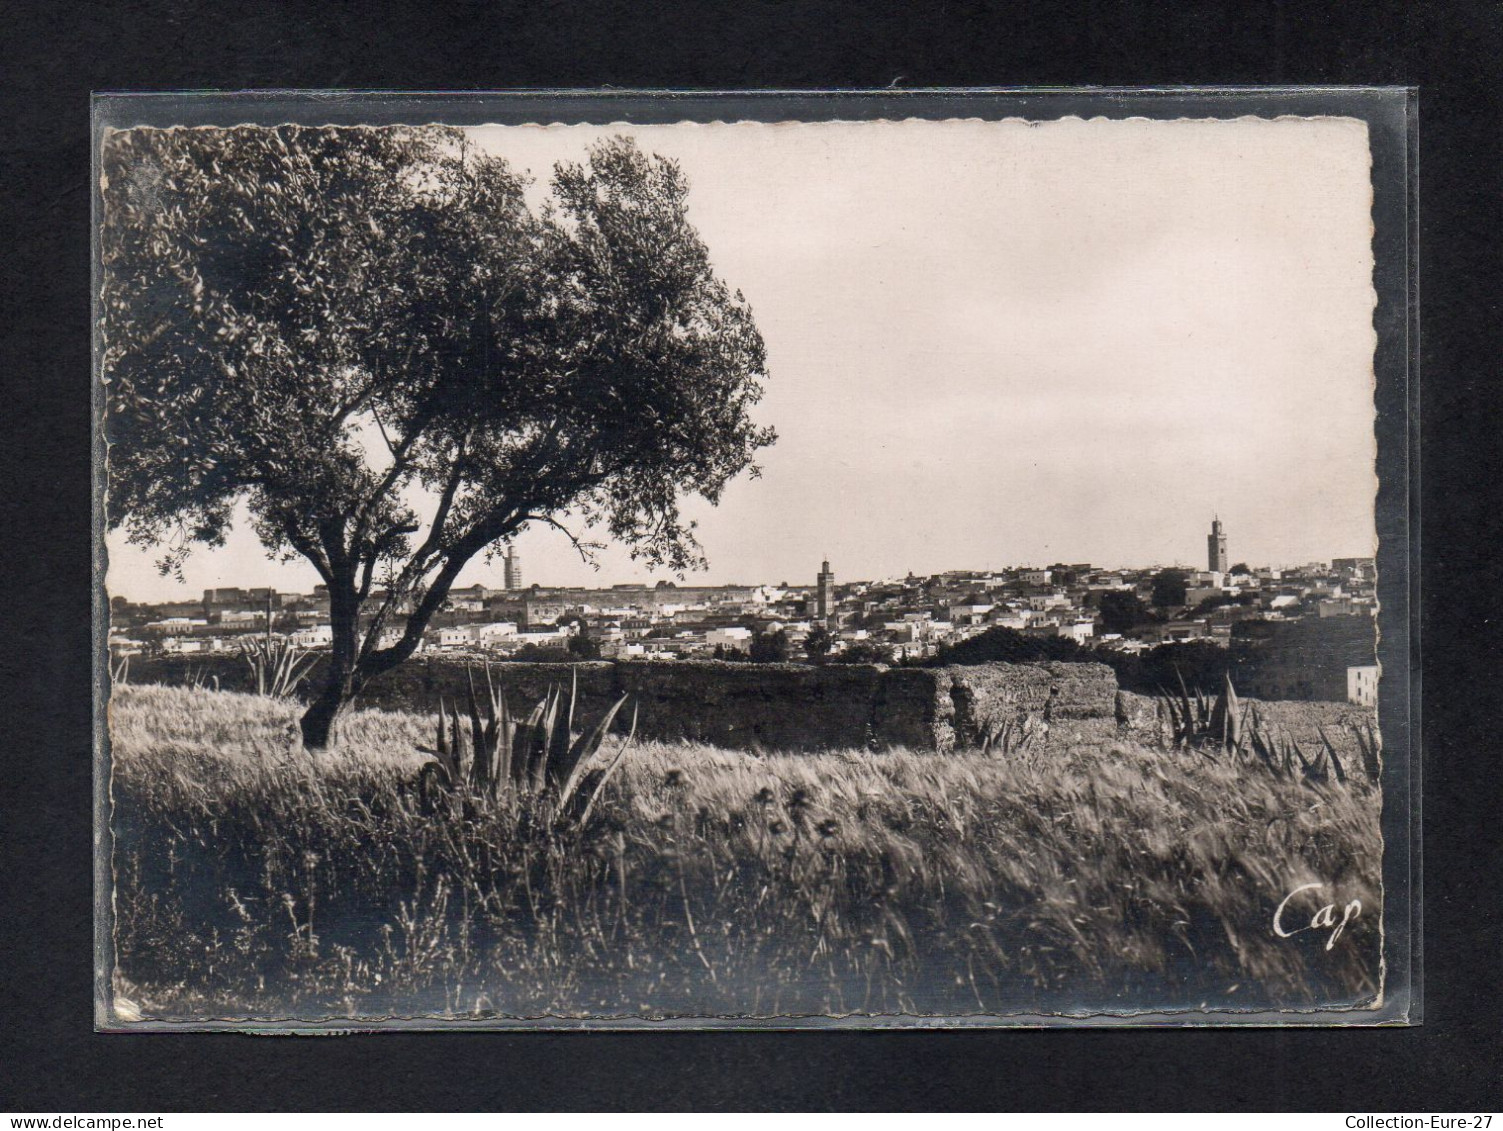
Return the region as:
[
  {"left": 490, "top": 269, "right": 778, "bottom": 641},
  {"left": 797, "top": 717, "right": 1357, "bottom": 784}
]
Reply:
[
  {"left": 366, "top": 657, "right": 1121, "bottom": 753},
  {"left": 124, "top": 655, "right": 1373, "bottom": 758}
]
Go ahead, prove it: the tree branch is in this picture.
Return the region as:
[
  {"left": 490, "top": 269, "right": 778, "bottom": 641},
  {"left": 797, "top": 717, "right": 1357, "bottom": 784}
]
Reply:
[
  {"left": 357, "top": 521, "right": 417, "bottom": 603},
  {"left": 408, "top": 432, "right": 470, "bottom": 572},
  {"left": 350, "top": 408, "right": 431, "bottom": 543},
  {"left": 519, "top": 512, "right": 602, "bottom": 566},
  {"left": 281, "top": 519, "right": 334, "bottom": 585},
  {"left": 368, "top": 402, "right": 398, "bottom": 462},
  {"left": 319, "top": 515, "right": 351, "bottom": 578},
  {"left": 360, "top": 507, "right": 523, "bottom": 678},
  {"left": 329, "top": 341, "right": 418, "bottom": 437}
]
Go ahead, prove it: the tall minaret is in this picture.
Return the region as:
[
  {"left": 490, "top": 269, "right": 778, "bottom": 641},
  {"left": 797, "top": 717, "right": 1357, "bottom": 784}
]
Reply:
[
  {"left": 816, "top": 558, "right": 835, "bottom": 622},
  {"left": 503, "top": 545, "right": 523, "bottom": 591},
  {"left": 1207, "top": 516, "right": 1228, "bottom": 573}
]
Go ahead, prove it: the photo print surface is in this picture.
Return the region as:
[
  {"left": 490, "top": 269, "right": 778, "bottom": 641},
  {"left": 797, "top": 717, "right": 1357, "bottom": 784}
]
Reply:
[{"left": 95, "top": 95, "right": 1411, "bottom": 1028}]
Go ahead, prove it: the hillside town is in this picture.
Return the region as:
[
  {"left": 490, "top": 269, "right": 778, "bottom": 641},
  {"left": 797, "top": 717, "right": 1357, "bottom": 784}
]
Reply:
[{"left": 108, "top": 520, "right": 1380, "bottom": 704}]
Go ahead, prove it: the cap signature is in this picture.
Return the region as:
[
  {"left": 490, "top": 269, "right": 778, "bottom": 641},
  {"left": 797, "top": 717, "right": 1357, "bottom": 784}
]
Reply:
[{"left": 1273, "top": 881, "right": 1363, "bottom": 951}]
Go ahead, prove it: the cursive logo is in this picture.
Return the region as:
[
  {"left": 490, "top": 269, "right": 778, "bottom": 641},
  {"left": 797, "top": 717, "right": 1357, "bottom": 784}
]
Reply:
[{"left": 1273, "top": 882, "right": 1362, "bottom": 951}]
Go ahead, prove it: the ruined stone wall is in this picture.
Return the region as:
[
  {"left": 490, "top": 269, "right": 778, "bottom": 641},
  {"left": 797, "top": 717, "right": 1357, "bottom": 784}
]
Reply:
[
  {"left": 134, "top": 655, "right": 1369, "bottom": 759},
  {"left": 1114, "top": 689, "right": 1378, "bottom": 766},
  {"left": 616, "top": 662, "right": 887, "bottom": 750},
  {"left": 462, "top": 659, "right": 1119, "bottom": 753},
  {"left": 361, "top": 659, "right": 621, "bottom": 721},
  {"left": 126, "top": 656, "right": 1123, "bottom": 752},
  {"left": 387, "top": 660, "right": 898, "bottom": 751},
  {"left": 941, "top": 661, "right": 1119, "bottom": 750}
]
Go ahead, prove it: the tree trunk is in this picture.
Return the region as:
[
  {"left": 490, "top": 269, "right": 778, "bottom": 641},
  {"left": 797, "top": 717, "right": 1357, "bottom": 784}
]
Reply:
[
  {"left": 298, "top": 574, "right": 363, "bottom": 751},
  {"left": 299, "top": 676, "right": 349, "bottom": 750}
]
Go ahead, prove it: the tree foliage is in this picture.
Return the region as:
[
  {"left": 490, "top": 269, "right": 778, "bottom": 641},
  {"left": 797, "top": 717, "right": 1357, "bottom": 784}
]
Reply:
[
  {"left": 748, "top": 627, "right": 791, "bottom": 664},
  {"left": 803, "top": 623, "right": 833, "bottom": 663},
  {"left": 1150, "top": 569, "right": 1191, "bottom": 608},
  {"left": 567, "top": 633, "right": 603, "bottom": 660},
  {"left": 1191, "top": 591, "right": 1258, "bottom": 616},
  {"left": 830, "top": 641, "right": 890, "bottom": 665},
  {"left": 1097, "top": 590, "right": 1152, "bottom": 636},
  {"left": 1105, "top": 640, "right": 1239, "bottom": 695},
  {"left": 101, "top": 125, "right": 774, "bottom": 744},
  {"left": 929, "top": 626, "right": 1086, "bottom": 666}
]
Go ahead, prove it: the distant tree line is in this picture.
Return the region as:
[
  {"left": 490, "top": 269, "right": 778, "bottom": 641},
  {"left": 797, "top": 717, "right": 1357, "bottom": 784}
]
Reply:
[{"left": 921, "top": 624, "right": 1244, "bottom": 693}]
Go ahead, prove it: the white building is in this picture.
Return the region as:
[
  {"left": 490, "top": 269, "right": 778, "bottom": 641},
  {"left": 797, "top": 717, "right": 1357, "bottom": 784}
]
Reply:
[
  {"left": 291, "top": 624, "right": 334, "bottom": 648},
  {"left": 1184, "top": 586, "right": 1226, "bottom": 607},
  {"left": 949, "top": 603, "right": 995, "bottom": 624},
  {"left": 473, "top": 621, "right": 519, "bottom": 645},
  {"left": 146, "top": 616, "right": 208, "bottom": 631},
  {"left": 1023, "top": 592, "right": 1070, "bottom": 611},
  {"left": 107, "top": 634, "right": 146, "bottom": 656},
  {"left": 515, "top": 626, "right": 574, "bottom": 647},
  {"left": 706, "top": 626, "right": 753, "bottom": 653},
  {"left": 1347, "top": 665, "right": 1380, "bottom": 707},
  {"left": 1059, "top": 620, "right": 1097, "bottom": 646},
  {"left": 988, "top": 611, "right": 1031, "bottom": 630}
]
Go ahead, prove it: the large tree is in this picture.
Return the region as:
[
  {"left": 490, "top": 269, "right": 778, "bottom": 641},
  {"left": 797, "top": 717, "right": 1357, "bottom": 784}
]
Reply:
[
  {"left": 1097, "top": 590, "right": 1151, "bottom": 636},
  {"left": 1150, "top": 568, "right": 1191, "bottom": 609},
  {"left": 101, "top": 125, "right": 774, "bottom": 747}
]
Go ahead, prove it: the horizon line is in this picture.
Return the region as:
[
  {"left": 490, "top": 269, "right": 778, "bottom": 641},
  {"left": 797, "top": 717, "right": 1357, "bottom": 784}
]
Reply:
[{"left": 108, "top": 554, "right": 1374, "bottom": 603}]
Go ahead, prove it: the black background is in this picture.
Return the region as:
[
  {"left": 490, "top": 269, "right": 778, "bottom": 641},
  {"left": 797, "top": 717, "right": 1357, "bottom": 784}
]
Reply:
[{"left": 3, "top": 0, "right": 1500, "bottom": 1112}]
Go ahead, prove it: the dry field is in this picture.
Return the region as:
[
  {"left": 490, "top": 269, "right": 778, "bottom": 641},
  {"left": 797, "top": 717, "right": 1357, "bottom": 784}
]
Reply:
[{"left": 106, "top": 684, "right": 1384, "bottom": 1022}]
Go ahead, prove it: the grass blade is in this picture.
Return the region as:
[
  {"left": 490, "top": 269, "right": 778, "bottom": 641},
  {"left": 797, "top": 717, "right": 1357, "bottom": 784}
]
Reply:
[
  {"left": 489, "top": 691, "right": 511, "bottom": 799},
  {"left": 466, "top": 665, "right": 488, "bottom": 793},
  {"left": 1316, "top": 724, "right": 1347, "bottom": 785},
  {"left": 543, "top": 675, "right": 577, "bottom": 787},
  {"left": 577, "top": 702, "right": 638, "bottom": 828},
  {"left": 556, "top": 693, "right": 631, "bottom": 803}
]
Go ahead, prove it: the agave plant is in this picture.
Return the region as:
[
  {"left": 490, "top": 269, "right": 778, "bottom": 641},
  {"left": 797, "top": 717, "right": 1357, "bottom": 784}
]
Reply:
[
  {"left": 241, "top": 636, "right": 316, "bottom": 698},
  {"left": 421, "top": 665, "right": 637, "bottom": 826},
  {"left": 109, "top": 653, "right": 130, "bottom": 687},
  {"left": 1314, "top": 724, "right": 1349, "bottom": 784},
  {"left": 1241, "top": 703, "right": 1285, "bottom": 775},
  {"left": 1234, "top": 702, "right": 1372, "bottom": 787},
  {"left": 184, "top": 664, "right": 220, "bottom": 692},
  {"left": 1206, "top": 672, "right": 1242, "bottom": 750},
  {"left": 1350, "top": 717, "right": 1382, "bottom": 782},
  {"left": 1160, "top": 670, "right": 1243, "bottom": 753}
]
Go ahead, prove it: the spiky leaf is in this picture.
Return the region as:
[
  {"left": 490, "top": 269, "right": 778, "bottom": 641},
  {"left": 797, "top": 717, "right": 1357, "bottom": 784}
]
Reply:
[{"left": 556, "top": 693, "right": 631, "bottom": 800}]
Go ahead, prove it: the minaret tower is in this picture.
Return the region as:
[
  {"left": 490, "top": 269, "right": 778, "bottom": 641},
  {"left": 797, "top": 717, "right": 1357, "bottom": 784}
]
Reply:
[
  {"left": 816, "top": 558, "right": 835, "bottom": 622},
  {"left": 1207, "top": 516, "right": 1228, "bottom": 573},
  {"left": 503, "top": 544, "right": 523, "bottom": 591}
]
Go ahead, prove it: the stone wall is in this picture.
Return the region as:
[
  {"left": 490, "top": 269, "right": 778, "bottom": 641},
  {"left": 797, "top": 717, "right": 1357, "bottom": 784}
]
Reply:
[
  {"left": 124, "top": 655, "right": 1119, "bottom": 753},
  {"left": 912, "top": 661, "right": 1120, "bottom": 753},
  {"left": 407, "top": 659, "right": 1121, "bottom": 753},
  {"left": 617, "top": 661, "right": 887, "bottom": 750},
  {"left": 125, "top": 655, "right": 1371, "bottom": 758}
]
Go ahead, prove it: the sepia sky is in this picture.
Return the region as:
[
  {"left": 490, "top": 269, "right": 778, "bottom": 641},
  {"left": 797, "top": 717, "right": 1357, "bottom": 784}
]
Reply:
[{"left": 107, "top": 116, "right": 1379, "bottom": 601}]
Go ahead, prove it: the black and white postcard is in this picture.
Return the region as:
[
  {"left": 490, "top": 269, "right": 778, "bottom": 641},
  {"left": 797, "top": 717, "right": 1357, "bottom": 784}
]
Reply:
[{"left": 93, "top": 91, "right": 1416, "bottom": 1028}]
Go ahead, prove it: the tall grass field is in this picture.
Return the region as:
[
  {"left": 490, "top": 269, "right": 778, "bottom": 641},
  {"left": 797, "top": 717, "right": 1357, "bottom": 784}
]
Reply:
[{"left": 107, "top": 684, "right": 1383, "bottom": 1022}]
